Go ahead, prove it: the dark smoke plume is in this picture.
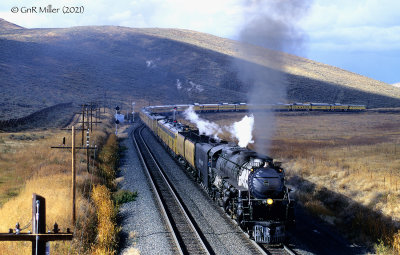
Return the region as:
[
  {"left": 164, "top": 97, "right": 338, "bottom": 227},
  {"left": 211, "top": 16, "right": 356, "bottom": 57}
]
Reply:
[{"left": 235, "top": 0, "right": 312, "bottom": 154}]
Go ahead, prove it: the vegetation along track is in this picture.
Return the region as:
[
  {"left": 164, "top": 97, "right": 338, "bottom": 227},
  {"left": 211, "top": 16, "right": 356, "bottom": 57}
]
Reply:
[{"left": 133, "top": 125, "right": 213, "bottom": 254}]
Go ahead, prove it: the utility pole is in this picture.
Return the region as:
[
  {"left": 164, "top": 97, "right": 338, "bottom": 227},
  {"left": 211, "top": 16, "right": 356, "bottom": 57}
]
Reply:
[
  {"left": 0, "top": 194, "right": 73, "bottom": 254},
  {"left": 51, "top": 126, "right": 97, "bottom": 223},
  {"left": 81, "top": 104, "right": 85, "bottom": 146},
  {"left": 86, "top": 129, "right": 90, "bottom": 173},
  {"left": 86, "top": 106, "right": 89, "bottom": 134},
  {"left": 115, "top": 106, "right": 120, "bottom": 135},
  {"left": 132, "top": 102, "right": 135, "bottom": 123},
  {"left": 90, "top": 103, "right": 93, "bottom": 132},
  {"left": 71, "top": 126, "right": 76, "bottom": 225}
]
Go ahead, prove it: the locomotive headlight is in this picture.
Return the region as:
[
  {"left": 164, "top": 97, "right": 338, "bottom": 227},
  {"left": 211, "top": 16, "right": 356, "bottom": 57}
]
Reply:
[{"left": 267, "top": 198, "right": 273, "bottom": 205}]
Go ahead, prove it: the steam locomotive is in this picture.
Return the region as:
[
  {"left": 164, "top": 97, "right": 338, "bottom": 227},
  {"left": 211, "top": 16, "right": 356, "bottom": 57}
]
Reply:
[{"left": 140, "top": 108, "right": 295, "bottom": 243}]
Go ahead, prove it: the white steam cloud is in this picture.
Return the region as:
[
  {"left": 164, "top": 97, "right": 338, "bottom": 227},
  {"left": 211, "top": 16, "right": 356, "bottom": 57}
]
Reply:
[
  {"left": 183, "top": 106, "right": 255, "bottom": 147},
  {"left": 183, "top": 106, "right": 222, "bottom": 140},
  {"left": 228, "top": 114, "right": 254, "bottom": 147}
]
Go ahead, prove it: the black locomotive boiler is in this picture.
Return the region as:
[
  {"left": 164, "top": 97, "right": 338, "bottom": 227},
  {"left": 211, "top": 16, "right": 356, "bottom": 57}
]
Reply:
[{"left": 196, "top": 142, "right": 295, "bottom": 243}]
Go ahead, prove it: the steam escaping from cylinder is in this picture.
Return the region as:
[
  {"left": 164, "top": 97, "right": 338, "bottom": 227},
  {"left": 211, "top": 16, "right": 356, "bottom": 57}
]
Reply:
[
  {"left": 183, "top": 106, "right": 222, "bottom": 140},
  {"left": 228, "top": 114, "right": 254, "bottom": 148}
]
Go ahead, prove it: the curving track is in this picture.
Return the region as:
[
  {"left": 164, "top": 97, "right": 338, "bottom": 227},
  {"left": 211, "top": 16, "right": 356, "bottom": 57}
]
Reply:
[{"left": 133, "top": 125, "right": 213, "bottom": 254}]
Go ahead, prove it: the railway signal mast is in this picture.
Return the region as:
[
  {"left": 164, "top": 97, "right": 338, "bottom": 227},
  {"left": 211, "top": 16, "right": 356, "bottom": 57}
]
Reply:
[
  {"left": 131, "top": 102, "right": 135, "bottom": 123},
  {"left": 115, "top": 106, "right": 120, "bottom": 135}
]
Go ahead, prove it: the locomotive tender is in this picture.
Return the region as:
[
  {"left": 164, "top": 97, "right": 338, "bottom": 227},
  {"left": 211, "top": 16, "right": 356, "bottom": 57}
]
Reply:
[{"left": 139, "top": 107, "right": 295, "bottom": 244}]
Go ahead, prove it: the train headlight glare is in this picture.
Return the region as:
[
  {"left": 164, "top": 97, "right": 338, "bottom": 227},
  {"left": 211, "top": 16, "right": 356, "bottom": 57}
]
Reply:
[{"left": 267, "top": 198, "right": 273, "bottom": 205}]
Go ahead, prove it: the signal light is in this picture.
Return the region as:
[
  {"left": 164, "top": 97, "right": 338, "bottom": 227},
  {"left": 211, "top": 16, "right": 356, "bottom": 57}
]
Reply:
[{"left": 267, "top": 198, "right": 273, "bottom": 205}]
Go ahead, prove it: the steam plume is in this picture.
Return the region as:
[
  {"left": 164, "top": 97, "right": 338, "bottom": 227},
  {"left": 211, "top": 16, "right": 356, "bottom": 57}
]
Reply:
[
  {"left": 183, "top": 106, "right": 255, "bottom": 148},
  {"left": 228, "top": 114, "right": 254, "bottom": 147},
  {"left": 183, "top": 106, "right": 222, "bottom": 140},
  {"left": 235, "top": 0, "right": 311, "bottom": 154}
]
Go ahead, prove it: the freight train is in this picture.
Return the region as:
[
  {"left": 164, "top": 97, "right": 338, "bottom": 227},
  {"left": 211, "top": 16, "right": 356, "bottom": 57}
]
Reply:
[
  {"left": 146, "top": 102, "right": 366, "bottom": 114},
  {"left": 140, "top": 108, "right": 295, "bottom": 244}
]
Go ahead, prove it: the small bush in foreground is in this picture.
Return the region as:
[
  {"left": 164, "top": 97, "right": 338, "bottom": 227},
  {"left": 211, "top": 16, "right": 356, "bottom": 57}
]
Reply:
[{"left": 113, "top": 190, "right": 138, "bottom": 206}]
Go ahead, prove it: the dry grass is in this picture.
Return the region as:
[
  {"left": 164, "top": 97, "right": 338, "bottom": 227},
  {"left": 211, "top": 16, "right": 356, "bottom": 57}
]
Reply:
[
  {"left": 0, "top": 109, "right": 116, "bottom": 254},
  {"left": 199, "top": 110, "right": 400, "bottom": 252},
  {"left": 91, "top": 184, "right": 119, "bottom": 254}
]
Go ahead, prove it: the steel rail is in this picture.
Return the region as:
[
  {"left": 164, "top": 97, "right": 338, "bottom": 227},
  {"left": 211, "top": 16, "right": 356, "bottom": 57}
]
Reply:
[
  {"left": 134, "top": 125, "right": 212, "bottom": 254},
  {"left": 131, "top": 126, "right": 184, "bottom": 255}
]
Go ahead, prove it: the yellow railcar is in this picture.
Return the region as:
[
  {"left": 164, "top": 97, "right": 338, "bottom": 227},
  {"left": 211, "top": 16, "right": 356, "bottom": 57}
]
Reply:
[
  {"left": 219, "top": 103, "right": 236, "bottom": 112},
  {"left": 176, "top": 133, "right": 186, "bottom": 158},
  {"left": 235, "top": 103, "right": 248, "bottom": 111},
  {"left": 330, "top": 104, "right": 349, "bottom": 111},
  {"left": 151, "top": 105, "right": 174, "bottom": 114},
  {"left": 202, "top": 104, "right": 219, "bottom": 112},
  {"left": 151, "top": 115, "right": 165, "bottom": 134},
  {"left": 184, "top": 138, "right": 196, "bottom": 168},
  {"left": 193, "top": 103, "right": 202, "bottom": 112},
  {"left": 174, "top": 104, "right": 190, "bottom": 113},
  {"left": 158, "top": 120, "right": 178, "bottom": 153},
  {"left": 348, "top": 105, "right": 366, "bottom": 111},
  {"left": 311, "top": 103, "right": 330, "bottom": 111},
  {"left": 292, "top": 103, "right": 311, "bottom": 111},
  {"left": 275, "top": 104, "right": 292, "bottom": 111}
]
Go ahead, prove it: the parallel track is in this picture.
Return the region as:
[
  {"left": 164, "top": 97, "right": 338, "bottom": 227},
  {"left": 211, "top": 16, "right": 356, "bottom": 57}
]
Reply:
[{"left": 133, "top": 125, "right": 213, "bottom": 255}]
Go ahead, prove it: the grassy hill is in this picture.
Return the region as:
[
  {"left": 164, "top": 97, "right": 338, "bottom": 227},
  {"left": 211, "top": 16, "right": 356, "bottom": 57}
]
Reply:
[{"left": 1, "top": 18, "right": 400, "bottom": 121}]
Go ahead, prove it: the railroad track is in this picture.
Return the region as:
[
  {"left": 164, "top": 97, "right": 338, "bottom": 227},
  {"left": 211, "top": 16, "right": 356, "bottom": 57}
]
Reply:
[
  {"left": 259, "top": 244, "right": 298, "bottom": 255},
  {"left": 133, "top": 125, "right": 213, "bottom": 255}
]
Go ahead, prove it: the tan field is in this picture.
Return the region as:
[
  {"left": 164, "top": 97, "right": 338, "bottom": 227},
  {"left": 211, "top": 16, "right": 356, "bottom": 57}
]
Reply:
[
  {"left": 0, "top": 111, "right": 114, "bottom": 254},
  {"left": 190, "top": 109, "right": 400, "bottom": 251}
]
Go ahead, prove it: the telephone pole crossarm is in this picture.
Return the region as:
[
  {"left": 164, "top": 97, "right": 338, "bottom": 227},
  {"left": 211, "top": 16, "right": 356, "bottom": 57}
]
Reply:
[{"left": 0, "top": 233, "right": 73, "bottom": 242}]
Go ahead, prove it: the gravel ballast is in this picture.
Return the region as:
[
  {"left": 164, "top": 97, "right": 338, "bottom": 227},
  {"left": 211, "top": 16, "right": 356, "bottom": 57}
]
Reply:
[{"left": 118, "top": 123, "right": 175, "bottom": 255}]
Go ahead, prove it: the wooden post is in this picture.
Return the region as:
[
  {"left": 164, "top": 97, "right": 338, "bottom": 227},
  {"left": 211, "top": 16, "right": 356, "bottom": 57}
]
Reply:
[
  {"left": 81, "top": 105, "right": 85, "bottom": 146},
  {"left": 86, "top": 129, "right": 90, "bottom": 173},
  {"left": 32, "top": 194, "right": 46, "bottom": 255},
  {"left": 86, "top": 107, "right": 89, "bottom": 133},
  {"left": 90, "top": 104, "right": 93, "bottom": 132},
  {"left": 72, "top": 126, "right": 76, "bottom": 226}
]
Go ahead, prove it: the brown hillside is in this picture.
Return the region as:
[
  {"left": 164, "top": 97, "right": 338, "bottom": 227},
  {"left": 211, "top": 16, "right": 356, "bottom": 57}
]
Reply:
[
  {"left": 0, "top": 18, "right": 24, "bottom": 30},
  {"left": 0, "top": 21, "right": 399, "bottom": 121}
]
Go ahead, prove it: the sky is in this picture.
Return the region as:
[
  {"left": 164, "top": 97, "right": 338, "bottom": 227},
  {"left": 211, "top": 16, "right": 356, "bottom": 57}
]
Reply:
[{"left": 1, "top": 0, "right": 399, "bottom": 84}]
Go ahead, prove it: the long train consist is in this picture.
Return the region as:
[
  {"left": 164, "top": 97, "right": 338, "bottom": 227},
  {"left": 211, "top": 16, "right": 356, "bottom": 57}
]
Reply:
[
  {"left": 140, "top": 108, "right": 295, "bottom": 244},
  {"left": 146, "top": 102, "right": 366, "bottom": 114}
]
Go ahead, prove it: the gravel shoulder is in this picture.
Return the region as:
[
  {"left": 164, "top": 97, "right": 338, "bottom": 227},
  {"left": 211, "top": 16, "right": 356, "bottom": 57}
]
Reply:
[{"left": 117, "top": 122, "right": 175, "bottom": 255}]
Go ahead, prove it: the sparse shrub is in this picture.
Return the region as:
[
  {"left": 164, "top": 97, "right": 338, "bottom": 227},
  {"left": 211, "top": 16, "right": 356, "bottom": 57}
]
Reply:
[
  {"left": 113, "top": 190, "right": 138, "bottom": 205},
  {"left": 375, "top": 239, "right": 393, "bottom": 255},
  {"left": 98, "top": 134, "right": 119, "bottom": 187},
  {"left": 304, "top": 200, "right": 333, "bottom": 217}
]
